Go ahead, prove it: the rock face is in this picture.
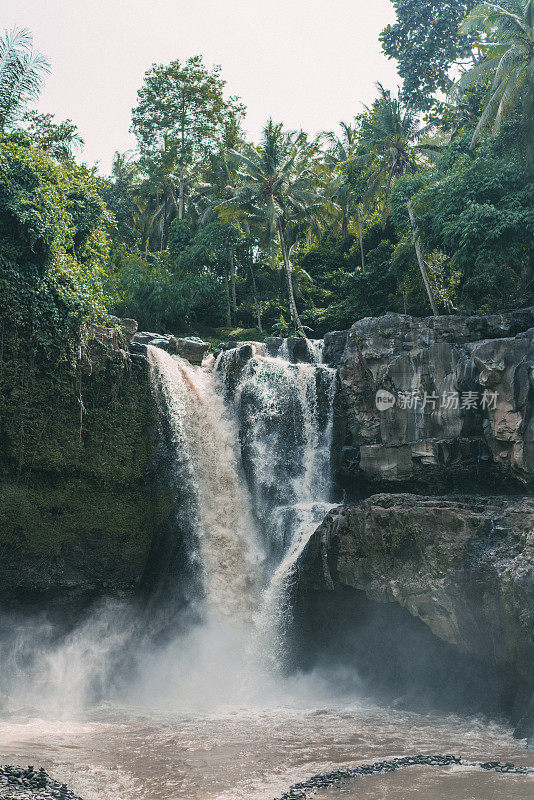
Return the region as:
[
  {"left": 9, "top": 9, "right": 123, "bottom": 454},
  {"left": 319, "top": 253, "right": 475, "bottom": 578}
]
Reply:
[
  {"left": 334, "top": 308, "right": 534, "bottom": 490},
  {"left": 132, "top": 332, "right": 209, "bottom": 365},
  {"left": 0, "top": 320, "right": 161, "bottom": 602},
  {"left": 296, "top": 493, "right": 534, "bottom": 735}
]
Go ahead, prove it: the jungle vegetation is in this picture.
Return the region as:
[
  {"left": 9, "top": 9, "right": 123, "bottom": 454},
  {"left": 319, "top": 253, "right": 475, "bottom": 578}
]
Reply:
[{"left": 1, "top": 1, "right": 534, "bottom": 365}]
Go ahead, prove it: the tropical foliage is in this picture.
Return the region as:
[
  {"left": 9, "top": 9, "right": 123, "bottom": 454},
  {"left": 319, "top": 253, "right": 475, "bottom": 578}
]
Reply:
[
  {"left": 2, "top": 3, "right": 534, "bottom": 362},
  {"left": 458, "top": 0, "right": 534, "bottom": 148},
  {"left": 0, "top": 27, "right": 49, "bottom": 131}
]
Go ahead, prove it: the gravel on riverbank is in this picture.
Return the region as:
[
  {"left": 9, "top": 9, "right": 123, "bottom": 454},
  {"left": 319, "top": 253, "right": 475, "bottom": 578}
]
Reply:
[
  {"left": 0, "top": 766, "right": 83, "bottom": 800},
  {"left": 273, "top": 754, "right": 534, "bottom": 800}
]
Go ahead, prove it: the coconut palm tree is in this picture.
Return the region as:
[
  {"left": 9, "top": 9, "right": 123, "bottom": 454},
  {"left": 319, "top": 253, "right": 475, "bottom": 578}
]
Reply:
[
  {"left": 355, "top": 84, "right": 435, "bottom": 211},
  {"left": 324, "top": 121, "right": 366, "bottom": 269},
  {"left": 458, "top": 0, "right": 534, "bottom": 148},
  {"left": 229, "top": 120, "right": 324, "bottom": 336},
  {"left": 0, "top": 27, "right": 49, "bottom": 131},
  {"left": 354, "top": 85, "right": 440, "bottom": 315}
]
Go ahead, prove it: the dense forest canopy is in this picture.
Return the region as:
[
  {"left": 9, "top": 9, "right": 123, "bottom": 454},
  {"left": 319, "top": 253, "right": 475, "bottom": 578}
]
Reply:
[{"left": 1, "top": 1, "right": 534, "bottom": 370}]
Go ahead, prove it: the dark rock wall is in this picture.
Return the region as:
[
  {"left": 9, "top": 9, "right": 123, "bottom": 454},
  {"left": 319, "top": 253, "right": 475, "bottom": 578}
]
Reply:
[
  {"left": 332, "top": 308, "right": 534, "bottom": 492},
  {"left": 296, "top": 495, "right": 534, "bottom": 682},
  {"left": 0, "top": 332, "right": 161, "bottom": 603}
]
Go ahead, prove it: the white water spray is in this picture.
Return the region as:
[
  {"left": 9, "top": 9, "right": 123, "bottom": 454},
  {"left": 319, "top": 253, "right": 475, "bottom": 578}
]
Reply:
[
  {"left": 147, "top": 346, "right": 263, "bottom": 621},
  {"left": 216, "top": 343, "right": 336, "bottom": 661},
  {"left": 0, "top": 339, "right": 337, "bottom": 714}
]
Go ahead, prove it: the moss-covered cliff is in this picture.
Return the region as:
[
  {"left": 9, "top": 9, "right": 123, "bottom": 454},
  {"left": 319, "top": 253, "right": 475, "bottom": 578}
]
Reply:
[{"left": 0, "top": 335, "right": 159, "bottom": 601}]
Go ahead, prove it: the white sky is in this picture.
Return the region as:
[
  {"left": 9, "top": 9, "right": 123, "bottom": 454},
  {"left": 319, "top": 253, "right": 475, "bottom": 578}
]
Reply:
[{"left": 6, "top": 0, "right": 399, "bottom": 174}]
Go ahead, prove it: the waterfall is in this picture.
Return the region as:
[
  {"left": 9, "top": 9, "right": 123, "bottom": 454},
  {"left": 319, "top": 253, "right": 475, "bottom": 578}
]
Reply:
[
  {"left": 216, "top": 342, "right": 336, "bottom": 661},
  {"left": 147, "top": 341, "right": 336, "bottom": 670},
  {"left": 147, "top": 346, "right": 263, "bottom": 622},
  {"left": 0, "top": 338, "right": 337, "bottom": 713}
]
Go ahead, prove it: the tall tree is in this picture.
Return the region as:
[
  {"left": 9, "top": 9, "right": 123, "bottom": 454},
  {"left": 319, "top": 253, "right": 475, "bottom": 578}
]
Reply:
[
  {"left": 0, "top": 27, "right": 49, "bottom": 131},
  {"left": 230, "top": 121, "right": 323, "bottom": 336},
  {"left": 196, "top": 148, "right": 240, "bottom": 321},
  {"left": 23, "top": 111, "right": 84, "bottom": 161},
  {"left": 131, "top": 56, "right": 245, "bottom": 221},
  {"left": 380, "top": 0, "right": 477, "bottom": 114},
  {"left": 355, "top": 84, "right": 436, "bottom": 211},
  {"left": 458, "top": 0, "right": 534, "bottom": 149},
  {"left": 324, "top": 122, "right": 359, "bottom": 240},
  {"left": 355, "top": 86, "right": 439, "bottom": 314}
]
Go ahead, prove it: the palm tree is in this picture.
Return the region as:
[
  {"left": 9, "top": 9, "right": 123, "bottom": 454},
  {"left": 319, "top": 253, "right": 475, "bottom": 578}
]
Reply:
[
  {"left": 196, "top": 149, "right": 240, "bottom": 323},
  {"left": 324, "top": 121, "right": 366, "bottom": 270},
  {"left": 355, "top": 85, "right": 439, "bottom": 315},
  {"left": 458, "top": 0, "right": 534, "bottom": 147},
  {"left": 356, "top": 84, "right": 435, "bottom": 211},
  {"left": 229, "top": 120, "right": 323, "bottom": 336},
  {"left": 0, "top": 27, "right": 49, "bottom": 131}
]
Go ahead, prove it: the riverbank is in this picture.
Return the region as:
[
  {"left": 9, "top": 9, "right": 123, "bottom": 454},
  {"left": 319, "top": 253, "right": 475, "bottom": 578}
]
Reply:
[
  {"left": 0, "top": 765, "right": 82, "bottom": 799},
  {"left": 1, "top": 705, "right": 533, "bottom": 800}
]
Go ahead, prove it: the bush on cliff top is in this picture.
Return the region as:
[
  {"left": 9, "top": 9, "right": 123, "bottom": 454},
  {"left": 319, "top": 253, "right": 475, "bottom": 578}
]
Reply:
[{"left": 0, "top": 132, "right": 110, "bottom": 366}]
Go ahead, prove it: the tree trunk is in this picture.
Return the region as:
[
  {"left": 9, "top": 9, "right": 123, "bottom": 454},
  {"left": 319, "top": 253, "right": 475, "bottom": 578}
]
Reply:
[
  {"left": 278, "top": 221, "right": 305, "bottom": 337},
  {"left": 249, "top": 258, "right": 263, "bottom": 333},
  {"left": 229, "top": 249, "right": 237, "bottom": 322},
  {"left": 341, "top": 201, "right": 348, "bottom": 239},
  {"left": 160, "top": 197, "right": 167, "bottom": 251},
  {"left": 178, "top": 164, "right": 184, "bottom": 220},
  {"left": 223, "top": 266, "right": 232, "bottom": 327},
  {"left": 357, "top": 205, "right": 365, "bottom": 272},
  {"left": 408, "top": 205, "right": 438, "bottom": 317}
]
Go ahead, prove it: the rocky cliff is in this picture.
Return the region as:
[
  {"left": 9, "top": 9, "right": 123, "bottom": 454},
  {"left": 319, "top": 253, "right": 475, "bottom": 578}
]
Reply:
[
  {"left": 291, "top": 308, "right": 534, "bottom": 737},
  {"left": 0, "top": 320, "right": 160, "bottom": 602},
  {"left": 327, "top": 307, "right": 534, "bottom": 492},
  {"left": 295, "top": 493, "right": 534, "bottom": 737}
]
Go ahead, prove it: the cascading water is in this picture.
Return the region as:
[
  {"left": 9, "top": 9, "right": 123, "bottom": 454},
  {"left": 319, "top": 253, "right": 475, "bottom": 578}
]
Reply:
[
  {"left": 0, "top": 339, "right": 336, "bottom": 715},
  {"left": 214, "top": 341, "right": 336, "bottom": 661},
  {"left": 147, "top": 346, "right": 263, "bottom": 622},
  {"left": 141, "top": 341, "right": 336, "bottom": 685},
  {"left": 2, "top": 341, "right": 533, "bottom": 800}
]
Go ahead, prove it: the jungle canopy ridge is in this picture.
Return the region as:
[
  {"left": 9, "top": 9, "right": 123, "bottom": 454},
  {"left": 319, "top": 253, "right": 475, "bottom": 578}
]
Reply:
[{"left": 1, "top": 0, "right": 534, "bottom": 374}]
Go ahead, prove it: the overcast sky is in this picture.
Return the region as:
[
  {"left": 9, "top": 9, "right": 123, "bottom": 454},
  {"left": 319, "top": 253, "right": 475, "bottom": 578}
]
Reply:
[{"left": 6, "top": 0, "right": 399, "bottom": 173}]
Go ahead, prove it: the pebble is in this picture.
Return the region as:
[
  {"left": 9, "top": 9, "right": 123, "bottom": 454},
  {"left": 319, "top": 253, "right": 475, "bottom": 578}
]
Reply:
[
  {"left": 2, "top": 754, "right": 532, "bottom": 800},
  {"left": 273, "top": 754, "right": 534, "bottom": 800},
  {"left": 0, "top": 766, "right": 83, "bottom": 800}
]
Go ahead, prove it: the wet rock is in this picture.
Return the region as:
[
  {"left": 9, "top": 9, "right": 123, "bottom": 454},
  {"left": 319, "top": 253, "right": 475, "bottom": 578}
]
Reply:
[
  {"left": 273, "top": 754, "right": 533, "bottom": 799},
  {"left": 263, "top": 337, "right": 318, "bottom": 363},
  {"left": 323, "top": 330, "right": 348, "bottom": 367},
  {"left": 0, "top": 765, "right": 84, "bottom": 800},
  {"left": 296, "top": 494, "right": 534, "bottom": 736},
  {"left": 169, "top": 337, "right": 210, "bottom": 365},
  {"left": 132, "top": 332, "right": 209, "bottom": 365},
  {"left": 334, "top": 306, "right": 534, "bottom": 490},
  {"left": 514, "top": 693, "right": 534, "bottom": 740},
  {"left": 129, "top": 341, "right": 148, "bottom": 356}
]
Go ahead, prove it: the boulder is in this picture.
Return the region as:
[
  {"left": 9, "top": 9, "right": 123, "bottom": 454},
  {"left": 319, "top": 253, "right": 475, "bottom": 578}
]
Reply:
[
  {"left": 109, "top": 316, "right": 138, "bottom": 340},
  {"left": 334, "top": 307, "right": 534, "bottom": 490},
  {"left": 132, "top": 332, "right": 209, "bottom": 365},
  {"left": 296, "top": 493, "right": 534, "bottom": 731},
  {"left": 168, "top": 336, "right": 209, "bottom": 365}
]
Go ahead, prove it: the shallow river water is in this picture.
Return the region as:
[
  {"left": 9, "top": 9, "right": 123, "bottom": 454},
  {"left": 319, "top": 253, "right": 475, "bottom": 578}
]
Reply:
[
  {"left": 2, "top": 351, "right": 533, "bottom": 799},
  {"left": 1, "top": 702, "right": 532, "bottom": 800}
]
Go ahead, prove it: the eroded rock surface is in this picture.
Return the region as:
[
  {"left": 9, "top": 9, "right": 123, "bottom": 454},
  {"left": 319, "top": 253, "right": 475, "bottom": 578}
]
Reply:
[
  {"left": 297, "top": 493, "right": 534, "bottom": 734},
  {"left": 334, "top": 308, "right": 534, "bottom": 489},
  {"left": 131, "top": 332, "right": 209, "bottom": 365}
]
